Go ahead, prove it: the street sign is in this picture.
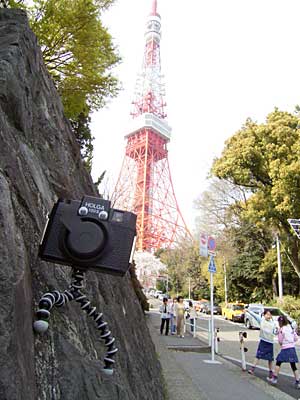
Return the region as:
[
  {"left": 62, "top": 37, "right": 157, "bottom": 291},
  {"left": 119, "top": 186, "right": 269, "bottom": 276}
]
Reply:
[
  {"left": 288, "top": 219, "right": 300, "bottom": 239},
  {"left": 199, "top": 232, "right": 208, "bottom": 257},
  {"left": 208, "top": 256, "right": 217, "bottom": 273},
  {"left": 204, "top": 254, "right": 222, "bottom": 364},
  {"left": 208, "top": 236, "right": 216, "bottom": 255}
]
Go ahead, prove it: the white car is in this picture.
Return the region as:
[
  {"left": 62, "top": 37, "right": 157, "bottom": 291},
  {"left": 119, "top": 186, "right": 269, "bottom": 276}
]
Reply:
[
  {"left": 183, "top": 298, "right": 194, "bottom": 311},
  {"left": 244, "top": 305, "right": 296, "bottom": 330},
  {"left": 154, "top": 290, "right": 163, "bottom": 299}
]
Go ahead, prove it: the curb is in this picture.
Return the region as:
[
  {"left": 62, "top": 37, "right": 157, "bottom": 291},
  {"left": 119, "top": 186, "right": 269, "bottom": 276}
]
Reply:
[
  {"left": 167, "top": 345, "right": 211, "bottom": 353},
  {"left": 218, "top": 354, "right": 296, "bottom": 400},
  {"left": 184, "top": 321, "right": 296, "bottom": 400}
]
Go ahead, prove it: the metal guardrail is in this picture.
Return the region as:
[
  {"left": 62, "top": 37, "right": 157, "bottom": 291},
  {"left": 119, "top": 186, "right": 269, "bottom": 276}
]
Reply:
[
  {"left": 184, "top": 316, "right": 209, "bottom": 337},
  {"left": 184, "top": 315, "right": 220, "bottom": 353}
]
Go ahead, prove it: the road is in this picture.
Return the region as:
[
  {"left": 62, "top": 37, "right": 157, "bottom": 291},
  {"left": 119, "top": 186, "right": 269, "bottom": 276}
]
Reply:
[
  {"left": 193, "top": 313, "right": 300, "bottom": 399},
  {"left": 194, "top": 313, "right": 299, "bottom": 375},
  {"left": 150, "top": 298, "right": 300, "bottom": 398},
  {"left": 147, "top": 308, "right": 291, "bottom": 400}
]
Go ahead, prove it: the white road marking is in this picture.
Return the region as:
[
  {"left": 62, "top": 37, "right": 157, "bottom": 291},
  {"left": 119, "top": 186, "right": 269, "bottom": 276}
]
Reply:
[{"left": 223, "top": 355, "right": 294, "bottom": 378}]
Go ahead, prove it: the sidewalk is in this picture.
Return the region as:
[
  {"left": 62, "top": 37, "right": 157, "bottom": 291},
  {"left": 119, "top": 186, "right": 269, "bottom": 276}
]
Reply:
[{"left": 146, "top": 311, "right": 295, "bottom": 400}]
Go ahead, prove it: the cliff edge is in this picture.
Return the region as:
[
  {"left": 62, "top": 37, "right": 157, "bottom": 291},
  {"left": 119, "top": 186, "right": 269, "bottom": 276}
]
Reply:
[{"left": 0, "top": 8, "right": 164, "bottom": 400}]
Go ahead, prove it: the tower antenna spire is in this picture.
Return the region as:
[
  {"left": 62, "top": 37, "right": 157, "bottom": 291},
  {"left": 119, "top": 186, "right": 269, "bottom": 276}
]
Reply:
[{"left": 151, "top": 0, "right": 157, "bottom": 15}]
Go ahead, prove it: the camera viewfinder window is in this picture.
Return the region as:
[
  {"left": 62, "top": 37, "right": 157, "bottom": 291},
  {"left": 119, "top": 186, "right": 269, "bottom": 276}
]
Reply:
[{"left": 112, "top": 211, "right": 124, "bottom": 223}]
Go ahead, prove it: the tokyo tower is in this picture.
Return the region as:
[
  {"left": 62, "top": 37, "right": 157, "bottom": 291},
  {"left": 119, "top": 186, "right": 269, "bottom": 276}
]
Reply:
[{"left": 112, "top": 0, "right": 191, "bottom": 252}]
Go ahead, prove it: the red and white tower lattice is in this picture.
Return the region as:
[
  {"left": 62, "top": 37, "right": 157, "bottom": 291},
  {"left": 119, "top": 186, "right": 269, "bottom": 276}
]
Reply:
[{"left": 112, "top": 0, "right": 191, "bottom": 252}]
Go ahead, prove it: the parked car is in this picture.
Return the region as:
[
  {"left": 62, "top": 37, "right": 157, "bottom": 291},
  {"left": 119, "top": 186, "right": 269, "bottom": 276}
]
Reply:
[
  {"left": 244, "top": 304, "right": 296, "bottom": 329},
  {"left": 198, "top": 299, "right": 210, "bottom": 312},
  {"left": 203, "top": 303, "right": 222, "bottom": 315},
  {"left": 158, "top": 293, "right": 170, "bottom": 301},
  {"left": 154, "top": 290, "right": 163, "bottom": 299},
  {"left": 183, "top": 298, "right": 194, "bottom": 310},
  {"left": 222, "top": 302, "right": 245, "bottom": 322}
]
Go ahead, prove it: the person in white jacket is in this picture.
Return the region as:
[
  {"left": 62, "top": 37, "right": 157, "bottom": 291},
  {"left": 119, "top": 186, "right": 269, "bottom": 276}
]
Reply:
[
  {"left": 159, "top": 297, "right": 171, "bottom": 335},
  {"left": 248, "top": 309, "right": 276, "bottom": 379}
]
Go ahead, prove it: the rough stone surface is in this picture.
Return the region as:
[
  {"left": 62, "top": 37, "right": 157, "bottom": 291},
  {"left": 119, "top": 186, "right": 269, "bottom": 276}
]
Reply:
[{"left": 0, "top": 9, "right": 164, "bottom": 400}]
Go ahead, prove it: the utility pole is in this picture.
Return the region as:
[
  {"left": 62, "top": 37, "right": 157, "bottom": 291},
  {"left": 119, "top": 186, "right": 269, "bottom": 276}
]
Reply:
[
  {"left": 276, "top": 234, "right": 283, "bottom": 301},
  {"left": 223, "top": 258, "right": 228, "bottom": 307},
  {"left": 188, "top": 276, "right": 191, "bottom": 299}
]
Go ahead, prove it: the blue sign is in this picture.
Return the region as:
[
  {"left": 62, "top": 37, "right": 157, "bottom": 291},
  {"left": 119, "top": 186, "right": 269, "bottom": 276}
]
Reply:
[
  {"left": 208, "top": 236, "right": 216, "bottom": 253},
  {"left": 208, "top": 256, "right": 217, "bottom": 273},
  {"left": 199, "top": 232, "right": 208, "bottom": 258}
]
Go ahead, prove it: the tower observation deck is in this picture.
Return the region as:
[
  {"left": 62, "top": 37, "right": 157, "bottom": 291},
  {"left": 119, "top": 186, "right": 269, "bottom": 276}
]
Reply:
[{"left": 112, "top": 0, "right": 191, "bottom": 252}]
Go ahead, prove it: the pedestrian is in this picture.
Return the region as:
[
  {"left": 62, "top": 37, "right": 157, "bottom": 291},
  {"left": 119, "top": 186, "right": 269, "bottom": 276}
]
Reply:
[
  {"left": 159, "top": 297, "right": 171, "bottom": 335},
  {"left": 248, "top": 309, "right": 276, "bottom": 379},
  {"left": 175, "top": 296, "right": 185, "bottom": 338},
  {"left": 268, "top": 315, "right": 300, "bottom": 388},
  {"left": 169, "top": 297, "right": 177, "bottom": 335},
  {"left": 188, "top": 300, "right": 197, "bottom": 333}
]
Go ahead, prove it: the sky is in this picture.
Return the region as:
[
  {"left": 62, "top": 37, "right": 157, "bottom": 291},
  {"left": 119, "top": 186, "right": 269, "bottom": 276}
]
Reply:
[{"left": 91, "top": 0, "right": 300, "bottom": 232}]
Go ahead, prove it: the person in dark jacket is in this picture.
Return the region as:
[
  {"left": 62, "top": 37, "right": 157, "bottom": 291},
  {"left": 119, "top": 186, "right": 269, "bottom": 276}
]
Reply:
[{"left": 159, "top": 297, "right": 171, "bottom": 335}]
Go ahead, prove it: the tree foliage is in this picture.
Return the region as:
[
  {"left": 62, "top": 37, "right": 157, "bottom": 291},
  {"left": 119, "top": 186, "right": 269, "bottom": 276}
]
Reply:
[
  {"left": 70, "top": 113, "right": 94, "bottom": 172},
  {"left": 156, "top": 243, "right": 212, "bottom": 300},
  {"left": 7, "top": 0, "right": 120, "bottom": 170},
  {"left": 157, "top": 109, "right": 300, "bottom": 303},
  {"left": 28, "top": 0, "right": 120, "bottom": 118},
  {"left": 212, "top": 109, "right": 300, "bottom": 278}
]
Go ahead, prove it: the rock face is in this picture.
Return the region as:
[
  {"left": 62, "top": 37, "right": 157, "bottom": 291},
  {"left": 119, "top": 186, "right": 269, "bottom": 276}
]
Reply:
[{"left": 0, "top": 9, "right": 164, "bottom": 400}]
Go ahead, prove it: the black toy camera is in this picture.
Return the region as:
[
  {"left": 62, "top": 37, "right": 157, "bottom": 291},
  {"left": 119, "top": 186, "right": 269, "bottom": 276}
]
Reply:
[{"left": 39, "top": 196, "right": 137, "bottom": 276}]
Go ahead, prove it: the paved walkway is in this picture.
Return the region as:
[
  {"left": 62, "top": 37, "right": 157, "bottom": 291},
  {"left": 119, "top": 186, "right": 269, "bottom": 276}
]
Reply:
[{"left": 146, "top": 311, "right": 296, "bottom": 400}]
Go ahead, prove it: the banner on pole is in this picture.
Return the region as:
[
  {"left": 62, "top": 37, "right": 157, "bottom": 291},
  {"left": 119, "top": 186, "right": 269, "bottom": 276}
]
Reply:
[{"left": 199, "top": 232, "right": 208, "bottom": 257}]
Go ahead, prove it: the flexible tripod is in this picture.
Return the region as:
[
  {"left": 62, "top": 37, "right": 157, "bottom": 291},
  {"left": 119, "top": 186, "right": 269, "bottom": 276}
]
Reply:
[{"left": 33, "top": 268, "right": 118, "bottom": 375}]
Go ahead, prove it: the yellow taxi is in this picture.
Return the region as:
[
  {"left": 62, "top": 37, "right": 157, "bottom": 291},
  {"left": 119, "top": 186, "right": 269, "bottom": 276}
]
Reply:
[{"left": 222, "top": 302, "right": 245, "bottom": 322}]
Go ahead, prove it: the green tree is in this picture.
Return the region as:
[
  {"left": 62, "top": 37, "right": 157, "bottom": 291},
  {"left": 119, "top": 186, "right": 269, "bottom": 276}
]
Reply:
[
  {"left": 212, "top": 109, "right": 300, "bottom": 279},
  {"left": 70, "top": 112, "right": 94, "bottom": 172},
  {"left": 193, "top": 175, "right": 299, "bottom": 302},
  {"left": 224, "top": 220, "right": 274, "bottom": 302},
  {"left": 156, "top": 243, "right": 209, "bottom": 299},
  {"left": 7, "top": 0, "right": 120, "bottom": 169}
]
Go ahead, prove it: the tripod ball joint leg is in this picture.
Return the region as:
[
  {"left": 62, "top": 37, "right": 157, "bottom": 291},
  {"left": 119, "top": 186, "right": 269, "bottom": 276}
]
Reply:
[
  {"left": 33, "top": 268, "right": 118, "bottom": 373},
  {"left": 70, "top": 270, "right": 118, "bottom": 374},
  {"left": 33, "top": 287, "right": 74, "bottom": 333},
  {"left": 33, "top": 292, "right": 56, "bottom": 333}
]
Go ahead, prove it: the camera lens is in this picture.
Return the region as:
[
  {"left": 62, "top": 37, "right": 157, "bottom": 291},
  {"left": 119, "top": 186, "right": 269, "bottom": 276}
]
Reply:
[{"left": 65, "top": 221, "right": 106, "bottom": 260}]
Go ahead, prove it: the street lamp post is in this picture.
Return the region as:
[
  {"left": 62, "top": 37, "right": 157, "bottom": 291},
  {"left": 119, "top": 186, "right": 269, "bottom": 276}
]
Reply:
[
  {"left": 223, "top": 258, "right": 228, "bottom": 307},
  {"left": 276, "top": 234, "right": 283, "bottom": 301},
  {"left": 166, "top": 274, "right": 169, "bottom": 294}
]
